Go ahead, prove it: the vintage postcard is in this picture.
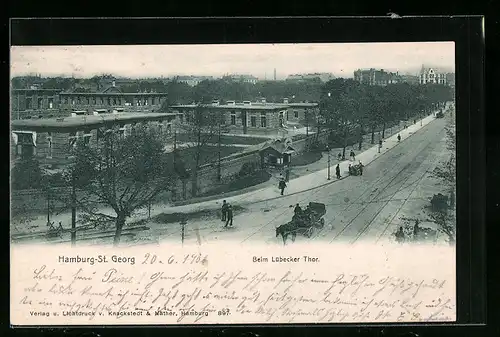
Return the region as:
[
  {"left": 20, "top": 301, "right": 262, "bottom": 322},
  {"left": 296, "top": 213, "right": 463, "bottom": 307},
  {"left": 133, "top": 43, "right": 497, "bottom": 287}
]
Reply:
[{"left": 10, "top": 42, "right": 457, "bottom": 325}]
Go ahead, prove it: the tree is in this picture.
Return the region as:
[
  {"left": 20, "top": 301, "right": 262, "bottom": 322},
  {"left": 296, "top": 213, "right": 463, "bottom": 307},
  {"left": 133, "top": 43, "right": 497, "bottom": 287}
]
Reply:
[
  {"left": 62, "top": 125, "right": 176, "bottom": 246},
  {"left": 11, "top": 157, "right": 45, "bottom": 190},
  {"left": 177, "top": 104, "right": 220, "bottom": 197}
]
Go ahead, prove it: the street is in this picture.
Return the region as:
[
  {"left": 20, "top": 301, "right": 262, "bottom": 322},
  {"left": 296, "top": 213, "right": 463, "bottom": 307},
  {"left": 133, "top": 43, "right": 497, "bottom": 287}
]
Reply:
[{"left": 134, "top": 116, "right": 451, "bottom": 246}]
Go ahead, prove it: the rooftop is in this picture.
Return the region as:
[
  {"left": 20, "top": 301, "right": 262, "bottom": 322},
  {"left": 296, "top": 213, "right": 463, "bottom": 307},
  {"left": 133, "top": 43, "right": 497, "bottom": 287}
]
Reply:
[
  {"left": 11, "top": 112, "right": 179, "bottom": 130},
  {"left": 59, "top": 91, "right": 167, "bottom": 96},
  {"left": 170, "top": 102, "right": 318, "bottom": 110},
  {"left": 12, "top": 89, "right": 63, "bottom": 92},
  {"left": 169, "top": 104, "right": 288, "bottom": 110}
]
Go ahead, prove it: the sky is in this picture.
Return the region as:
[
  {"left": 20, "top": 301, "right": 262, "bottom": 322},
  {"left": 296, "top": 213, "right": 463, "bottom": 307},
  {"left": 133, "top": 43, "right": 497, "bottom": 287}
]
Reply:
[{"left": 10, "top": 42, "right": 455, "bottom": 80}]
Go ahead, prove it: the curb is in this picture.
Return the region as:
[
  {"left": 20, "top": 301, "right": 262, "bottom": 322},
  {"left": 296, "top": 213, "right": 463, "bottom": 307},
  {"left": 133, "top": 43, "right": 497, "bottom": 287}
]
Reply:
[
  {"left": 168, "top": 118, "right": 434, "bottom": 209},
  {"left": 171, "top": 116, "right": 436, "bottom": 210}
]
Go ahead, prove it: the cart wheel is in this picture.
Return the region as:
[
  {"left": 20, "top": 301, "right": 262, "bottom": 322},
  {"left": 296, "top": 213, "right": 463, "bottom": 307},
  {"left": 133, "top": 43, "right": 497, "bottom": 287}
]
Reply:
[{"left": 306, "top": 227, "right": 313, "bottom": 238}]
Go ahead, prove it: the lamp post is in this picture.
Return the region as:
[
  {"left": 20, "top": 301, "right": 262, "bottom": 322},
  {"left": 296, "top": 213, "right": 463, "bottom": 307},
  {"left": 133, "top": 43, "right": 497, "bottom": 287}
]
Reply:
[
  {"left": 180, "top": 218, "right": 187, "bottom": 246},
  {"left": 327, "top": 145, "right": 331, "bottom": 180},
  {"left": 67, "top": 155, "right": 77, "bottom": 247}
]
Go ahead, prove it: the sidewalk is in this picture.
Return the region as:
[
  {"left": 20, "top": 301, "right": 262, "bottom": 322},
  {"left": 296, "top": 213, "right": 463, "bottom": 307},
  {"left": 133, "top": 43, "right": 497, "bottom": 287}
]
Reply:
[{"left": 11, "top": 114, "right": 437, "bottom": 234}]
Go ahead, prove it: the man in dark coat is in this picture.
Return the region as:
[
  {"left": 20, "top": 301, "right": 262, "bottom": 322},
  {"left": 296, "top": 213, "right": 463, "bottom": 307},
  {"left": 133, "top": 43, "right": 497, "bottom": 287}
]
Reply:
[
  {"left": 294, "top": 204, "right": 302, "bottom": 215},
  {"left": 397, "top": 134, "right": 401, "bottom": 142},
  {"left": 335, "top": 164, "right": 341, "bottom": 179},
  {"left": 221, "top": 200, "right": 228, "bottom": 221},
  {"left": 395, "top": 226, "right": 405, "bottom": 243},
  {"left": 279, "top": 179, "right": 287, "bottom": 195},
  {"left": 224, "top": 204, "right": 233, "bottom": 227},
  {"left": 350, "top": 150, "right": 355, "bottom": 161}
]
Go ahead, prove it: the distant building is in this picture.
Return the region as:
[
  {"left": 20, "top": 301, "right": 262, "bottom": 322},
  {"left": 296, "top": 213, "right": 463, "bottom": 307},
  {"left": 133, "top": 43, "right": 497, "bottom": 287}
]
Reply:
[
  {"left": 58, "top": 84, "right": 168, "bottom": 114},
  {"left": 419, "top": 66, "right": 447, "bottom": 85},
  {"left": 286, "top": 73, "right": 335, "bottom": 83},
  {"left": 225, "top": 75, "right": 259, "bottom": 84},
  {"left": 11, "top": 89, "right": 63, "bottom": 120},
  {"left": 353, "top": 69, "right": 398, "bottom": 86},
  {"left": 397, "top": 75, "right": 420, "bottom": 85},
  {"left": 11, "top": 112, "right": 179, "bottom": 163},
  {"left": 175, "top": 76, "right": 214, "bottom": 87}
]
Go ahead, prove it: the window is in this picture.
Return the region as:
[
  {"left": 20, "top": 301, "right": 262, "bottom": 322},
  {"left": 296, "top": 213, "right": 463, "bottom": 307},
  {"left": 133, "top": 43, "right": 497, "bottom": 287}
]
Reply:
[
  {"left": 107, "top": 97, "right": 112, "bottom": 105},
  {"left": 26, "top": 97, "right": 32, "bottom": 109},
  {"left": 37, "top": 97, "right": 43, "bottom": 109},
  {"left": 231, "top": 112, "right": 236, "bottom": 125},
  {"left": 144, "top": 99, "right": 148, "bottom": 106},
  {"left": 48, "top": 98, "right": 54, "bottom": 109},
  {"left": 152, "top": 97, "right": 156, "bottom": 105},
  {"left": 286, "top": 111, "right": 289, "bottom": 120},
  {"left": 261, "top": 116, "right": 267, "bottom": 128},
  {"left": 294, "top": 110, "right": 299, "bottom": 118},
  {"left": 251, "top": 116, "right": 257, "bottom": 127},
  {"left": 83, "top": 133, "right": 92, "bottom": 145},
  {"left": 100, "top": 97, "right": 104, "bottom": 105}
]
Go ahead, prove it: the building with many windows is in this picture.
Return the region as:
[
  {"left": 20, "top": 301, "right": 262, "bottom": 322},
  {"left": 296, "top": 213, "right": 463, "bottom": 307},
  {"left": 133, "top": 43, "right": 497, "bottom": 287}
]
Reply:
[
  {"left": 11, "top": 88, "right": 63, "bottom": 120},
  {"left": 353, "top": 68, "right": 398, "bottom": 86},
  {"left": 170, "top": 101, "right": 288, "bottom": 136},
  {"left": 419, "top": 67, "right": 447, "bottom": 85},
  {"left": 58, "top": 84, "right": 168, "bottom": 114},
  {"left": 11, "top": 112, "right": 179, "bottom": 164}
]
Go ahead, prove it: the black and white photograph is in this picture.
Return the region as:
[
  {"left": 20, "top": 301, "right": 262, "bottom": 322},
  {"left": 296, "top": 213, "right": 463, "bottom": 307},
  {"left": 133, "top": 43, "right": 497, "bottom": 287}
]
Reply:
[{"left": 10, "top": 40, "right": 458, "bottom": 325}]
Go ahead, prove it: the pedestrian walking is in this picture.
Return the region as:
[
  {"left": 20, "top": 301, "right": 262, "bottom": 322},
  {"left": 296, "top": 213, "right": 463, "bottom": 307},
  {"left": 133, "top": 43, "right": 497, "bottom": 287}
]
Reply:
[
  {"left": 294, "top": 203, "right": 302, "bottom": 215},
  {"left": 348, "top": 163, "right": 352, "bottom": 175},
  {"left": 413, "top": 220, "right": 420, "bottom": 239},
  {"left": 221, "top": 200, "right": 228, "bottom": 221},
  {"left": 285, "top": 168, "right": 290, "bottom": 182},
  {"left": 358, "top": 161, "right": 363, "bottom": 175},
  {"left": 279, "top": 178, "right": 287, "bottom": 196},
  {"left": 397, "top": 134, "right": 401, "bottom": 142},
  {"left": 335, "top": 164, "right": 341, "bottom": 179},
  {"left": 378, "top": 139, "right": 382, "bottom": 153},
  {"left": 224, "top": 205, "right": 233, "bottom": 227},
  {"left": 350, "top": 150, "right": 355, "bottom": 161},
  {"left": 337, "top": 152, "right": 342, "bottom": 161},
  {"left": 395, "top": 226, "right": 405, "bottom": 243}
]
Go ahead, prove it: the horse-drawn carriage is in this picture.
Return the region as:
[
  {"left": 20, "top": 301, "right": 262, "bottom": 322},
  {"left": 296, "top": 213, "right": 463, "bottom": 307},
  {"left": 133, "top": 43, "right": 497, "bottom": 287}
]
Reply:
[
  {"left": 348, "top": 163, "right": 364, "bottom": 176},
  {"left": 275, "top": 202, "right": 326, "bottom": 244}
]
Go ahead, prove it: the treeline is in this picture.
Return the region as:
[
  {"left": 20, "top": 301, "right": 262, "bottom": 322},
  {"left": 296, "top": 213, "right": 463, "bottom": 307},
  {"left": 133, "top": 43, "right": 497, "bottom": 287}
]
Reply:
[{"left": 317, "top": 79, "right": 453, "bottom": 156}]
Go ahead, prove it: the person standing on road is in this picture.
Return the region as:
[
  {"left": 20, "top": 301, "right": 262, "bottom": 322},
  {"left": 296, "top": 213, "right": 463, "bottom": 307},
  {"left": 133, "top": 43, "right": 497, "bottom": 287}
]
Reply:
[
  {"left": 397, "top": 134, "right": 401, "bottom": 142},
  {"left": 337, "top": 152, "right": 342, "bottom": 161},
  {"left": 350, "top": 150, "right": 355, "bottom": 161},
  {"left": 224, "top": 205, "right": 233, "bottom": 228},
  {"left": 348, "top": 163, "right": 352, "bottom": 175},
  {"left": 395, "top": 226, "right": 405, "bottom": 243},
  {"left": 335, "top": 164, "right": 341, "bottom": 179},
  {"left": 279, "top": 178, "right": 287, "bottom": 196},
  {"left": 221, "top": 200, "right": 228, "bottom": 222},
  {"left": 378, "top": 139, "right": 383, "bottom": 153},
  {"left": 358, "top": 161, "right": 363, "bottom": 175}
]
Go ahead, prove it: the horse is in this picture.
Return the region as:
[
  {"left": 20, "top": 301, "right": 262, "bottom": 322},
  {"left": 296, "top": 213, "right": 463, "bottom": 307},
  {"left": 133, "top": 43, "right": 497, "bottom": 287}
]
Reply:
[{"left": 275, "top": 222, "right": 297, "bottom": 245}]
